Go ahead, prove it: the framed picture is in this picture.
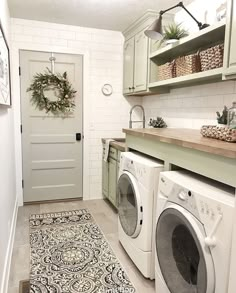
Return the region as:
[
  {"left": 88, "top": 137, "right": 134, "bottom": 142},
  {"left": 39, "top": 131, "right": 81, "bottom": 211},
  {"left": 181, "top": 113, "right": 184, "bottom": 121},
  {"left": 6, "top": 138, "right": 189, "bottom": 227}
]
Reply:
[{"left": 0, "top": 21, "right": 11, "bottom": 106}]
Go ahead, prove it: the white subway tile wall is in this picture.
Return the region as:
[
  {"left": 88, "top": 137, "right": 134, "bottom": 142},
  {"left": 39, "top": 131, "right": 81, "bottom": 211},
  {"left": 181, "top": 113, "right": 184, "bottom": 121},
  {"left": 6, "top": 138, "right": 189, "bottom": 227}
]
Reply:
[
  {"left": 142, "top": 81, "right": 236, "bottom": 129},
  {"left": 11, "top": 18, "right": 142, "bottom": 200}
]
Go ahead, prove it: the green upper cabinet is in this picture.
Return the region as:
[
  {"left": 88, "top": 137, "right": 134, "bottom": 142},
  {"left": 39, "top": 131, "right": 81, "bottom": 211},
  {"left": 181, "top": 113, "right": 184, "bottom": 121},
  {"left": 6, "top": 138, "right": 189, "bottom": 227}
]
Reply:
[
  {"left": 123, "top": 37, "right": 135, "bottom": 94},
  {"left": 134, "top": 30, "right": 149, "bottom": 92},
  {"left": 223, "top": 0, "right": 236, "bottom": 79},
  {"left": 122, "top": 10, "right": 173, "bottom": 96},
  {"left": 123, "top": 30, "right": 149, "bottom": 94}
]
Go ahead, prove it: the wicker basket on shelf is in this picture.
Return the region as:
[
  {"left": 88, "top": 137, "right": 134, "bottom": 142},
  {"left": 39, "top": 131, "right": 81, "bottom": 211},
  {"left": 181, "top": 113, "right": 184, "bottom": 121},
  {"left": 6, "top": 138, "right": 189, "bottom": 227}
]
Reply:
[
  {"left": 201, "top": 125, "right": 236, "bottom": 142},
  {"left": 175, "top": 53, "right": 201, "bottom": 77},
  {"left": 200, "top": 44, "right": 224, "bottom": 71},
  {"left": 157, "top": 61, "right": 176, "bottom": 81}
]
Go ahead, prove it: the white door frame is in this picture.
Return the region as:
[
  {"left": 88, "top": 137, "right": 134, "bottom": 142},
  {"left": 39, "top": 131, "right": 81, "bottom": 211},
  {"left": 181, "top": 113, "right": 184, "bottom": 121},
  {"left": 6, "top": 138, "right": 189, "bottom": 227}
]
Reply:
[{"left": 11, "top": 45, "right": 90, "bottom": 206}]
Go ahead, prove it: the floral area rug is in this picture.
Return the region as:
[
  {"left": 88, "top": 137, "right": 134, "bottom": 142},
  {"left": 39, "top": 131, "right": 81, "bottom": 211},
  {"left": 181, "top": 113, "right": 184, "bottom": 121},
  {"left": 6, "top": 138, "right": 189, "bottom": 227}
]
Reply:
[{"left": 29, "top": 209, "right": 136, "bottom": 293}]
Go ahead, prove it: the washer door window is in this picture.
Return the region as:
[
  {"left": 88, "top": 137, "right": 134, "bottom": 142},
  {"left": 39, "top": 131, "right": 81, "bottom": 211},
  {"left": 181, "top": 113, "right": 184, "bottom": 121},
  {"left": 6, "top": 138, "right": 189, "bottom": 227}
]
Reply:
[
  {"left": 118, "top": 171, "right": 142, "bottom": 238},
  {"left": 156, "top": 207, "right": 214, "bottom": 293}
]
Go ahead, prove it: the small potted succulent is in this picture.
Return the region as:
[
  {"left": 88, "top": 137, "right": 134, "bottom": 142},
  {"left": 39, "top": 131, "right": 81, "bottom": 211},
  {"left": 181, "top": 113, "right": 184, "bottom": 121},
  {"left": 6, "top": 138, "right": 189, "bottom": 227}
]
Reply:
[
  {"left": 148, "top": 117, "right": 167, "bottom": 128},
  {"left": 162, "top": 23, "right": 188, "bottom": 45},
  {"left": 216, "top": 106, "right": 228, "bottom": 126}
]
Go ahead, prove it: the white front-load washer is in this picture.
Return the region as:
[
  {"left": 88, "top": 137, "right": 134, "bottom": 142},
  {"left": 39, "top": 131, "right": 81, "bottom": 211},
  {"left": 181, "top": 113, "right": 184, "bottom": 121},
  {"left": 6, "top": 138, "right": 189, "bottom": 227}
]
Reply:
[
  {"left": 155, "top": 171, "right": 235, "bottom": 293},
  {"left": 117, "top": 152, "right": 164, "bottom": 280}
]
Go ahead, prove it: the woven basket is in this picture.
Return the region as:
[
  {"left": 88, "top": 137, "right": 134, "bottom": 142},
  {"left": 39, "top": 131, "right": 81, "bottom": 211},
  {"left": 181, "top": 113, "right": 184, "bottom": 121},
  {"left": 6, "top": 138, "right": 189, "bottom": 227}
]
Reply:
[
  {"left": 157, "top": 61, "right": 176, "bottom": 81},
  {"left": 201, "top": 125, "right": 236, "bottom": 142},
  {"left": 176, "top": 53, "right": 201, "bottom": 77},
  {"left": 200, "top": 44, "right": 224, "bottom": 71}
]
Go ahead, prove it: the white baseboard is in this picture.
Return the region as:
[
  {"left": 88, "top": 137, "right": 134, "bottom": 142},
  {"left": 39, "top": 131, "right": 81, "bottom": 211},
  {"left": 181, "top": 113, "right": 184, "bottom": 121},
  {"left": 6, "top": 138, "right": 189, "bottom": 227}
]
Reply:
[{"left": 0, "top": 199, "right": 18, "bottom": 293}]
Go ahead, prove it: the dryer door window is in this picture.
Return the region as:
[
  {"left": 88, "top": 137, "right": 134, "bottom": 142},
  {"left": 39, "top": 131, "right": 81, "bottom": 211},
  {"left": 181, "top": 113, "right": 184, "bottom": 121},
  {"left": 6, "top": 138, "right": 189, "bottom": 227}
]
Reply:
[
  {"left": 156, "top": 208, "right": 210, "bottom": 293},
  {"left": 118, "top": 172, "right": 142, "bottom": 238}
]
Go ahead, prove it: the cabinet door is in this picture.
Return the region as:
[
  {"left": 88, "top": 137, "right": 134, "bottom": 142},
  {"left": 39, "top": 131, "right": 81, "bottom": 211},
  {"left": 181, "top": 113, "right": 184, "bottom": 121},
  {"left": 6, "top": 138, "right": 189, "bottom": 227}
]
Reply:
[
  {"left": 223, "top": 0, "right": 236, "bottom": 79},
  {"left": 134, "top": 30, "right": 149, "bottom": 92},
  {"left": 102, "top": 159, "right": 109, "bottom": 198},
  {"left": 123, "top": 37, "right": 135, "bottom": 94},
  {"left": 108, "top": 158, "right": 117, "bottom": 207}
]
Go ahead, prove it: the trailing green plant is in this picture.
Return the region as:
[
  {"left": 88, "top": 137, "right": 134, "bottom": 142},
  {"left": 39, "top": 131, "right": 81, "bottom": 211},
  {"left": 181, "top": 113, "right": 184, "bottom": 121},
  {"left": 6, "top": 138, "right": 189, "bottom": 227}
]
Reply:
[
  {"left": 216, "top": 106, "right": 228, "bottom": 125},
  {"left": 163, "top": 23, "right": 188, "bottom": 40}
]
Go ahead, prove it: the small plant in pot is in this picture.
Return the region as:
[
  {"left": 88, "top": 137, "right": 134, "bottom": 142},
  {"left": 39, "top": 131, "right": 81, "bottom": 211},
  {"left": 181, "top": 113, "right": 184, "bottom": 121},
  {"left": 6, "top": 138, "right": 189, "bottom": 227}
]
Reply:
[
  {"left": 148, "top": 117, "right": 167, "bottom": 128},
  {"left": 216, "top": 106, "right": 228, "bottom": 126},
  {"left": 162, "top": 23, "right": 188, "bottom": 45}
]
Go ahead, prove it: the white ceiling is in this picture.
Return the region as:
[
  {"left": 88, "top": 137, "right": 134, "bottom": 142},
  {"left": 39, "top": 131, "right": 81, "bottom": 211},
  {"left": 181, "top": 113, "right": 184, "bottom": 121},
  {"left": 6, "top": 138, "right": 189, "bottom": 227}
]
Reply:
[{"left": 8, "top": 0, "right": 193, "bottom": 31}]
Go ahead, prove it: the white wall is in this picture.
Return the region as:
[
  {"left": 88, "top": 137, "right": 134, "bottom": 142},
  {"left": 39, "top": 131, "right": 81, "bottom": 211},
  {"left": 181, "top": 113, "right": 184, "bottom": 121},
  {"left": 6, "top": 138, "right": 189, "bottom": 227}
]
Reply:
[
  {"left": 175, "top": 0, "right": 226, "bottom": 32},
  {"left": 0, "top": 1, "right": 17, "bottom": 292},
  {"left": 10, "top": 18, "right": 142, "bottom": 205},
  {"left": 143, "top": 81, "right": 236, "bottom": 128}
]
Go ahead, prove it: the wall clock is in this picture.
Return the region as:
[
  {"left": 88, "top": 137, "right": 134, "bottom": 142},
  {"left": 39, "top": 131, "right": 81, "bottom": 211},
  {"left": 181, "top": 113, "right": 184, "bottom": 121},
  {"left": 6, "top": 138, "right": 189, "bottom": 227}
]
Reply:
[{"left": 102, "top": 84, "right": 113, "bottom": 96}]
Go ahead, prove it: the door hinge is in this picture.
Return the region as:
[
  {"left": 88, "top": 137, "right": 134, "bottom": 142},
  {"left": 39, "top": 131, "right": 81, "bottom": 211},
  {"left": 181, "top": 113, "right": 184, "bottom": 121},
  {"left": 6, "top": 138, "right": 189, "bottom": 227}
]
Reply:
[
  {"left": 19, "top": 66, "right": 21, "bottom": 76},
  {"left": 22, "top": 179, "right": 24, "bottom": 189},
  {"left": 20, "top": 124, "right": 23, "bottom": 133}
]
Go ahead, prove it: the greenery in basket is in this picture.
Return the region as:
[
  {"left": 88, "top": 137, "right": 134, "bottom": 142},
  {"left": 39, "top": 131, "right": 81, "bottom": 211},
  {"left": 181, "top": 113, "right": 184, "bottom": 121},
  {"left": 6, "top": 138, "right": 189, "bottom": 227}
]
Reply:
[
  {"left": 216, "top": 106, "right": 228, "bottom": 125},
  {"left": 163, "top": 23, "right": 188, "bottom": 41},
  {"left": 148, "top": 117, "right": 167, "bottom": 128}
]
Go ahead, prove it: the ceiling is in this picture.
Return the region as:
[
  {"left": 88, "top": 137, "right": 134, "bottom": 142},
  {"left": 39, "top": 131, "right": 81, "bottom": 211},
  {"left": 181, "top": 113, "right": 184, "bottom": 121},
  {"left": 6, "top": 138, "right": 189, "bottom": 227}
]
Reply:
[{"left": 8, "top": 0, "right": 193, "bottom": 31}]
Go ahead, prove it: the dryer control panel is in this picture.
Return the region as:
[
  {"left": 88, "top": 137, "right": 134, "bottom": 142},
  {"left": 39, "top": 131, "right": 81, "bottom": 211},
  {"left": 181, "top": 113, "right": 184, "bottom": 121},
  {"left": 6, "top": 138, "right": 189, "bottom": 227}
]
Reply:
[
  {"left": 159, "top": 175, "right": 200, "bottom": 220},
  {"left": 158, "top": 173, "right": 233, "bottom": 226}
]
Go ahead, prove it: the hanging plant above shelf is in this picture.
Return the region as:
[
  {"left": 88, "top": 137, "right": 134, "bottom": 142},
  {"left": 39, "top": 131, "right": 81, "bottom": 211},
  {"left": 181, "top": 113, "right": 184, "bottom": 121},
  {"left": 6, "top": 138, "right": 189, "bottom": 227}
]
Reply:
[{"left": 27, "top": 69, "right": 76, "bottom": 115}]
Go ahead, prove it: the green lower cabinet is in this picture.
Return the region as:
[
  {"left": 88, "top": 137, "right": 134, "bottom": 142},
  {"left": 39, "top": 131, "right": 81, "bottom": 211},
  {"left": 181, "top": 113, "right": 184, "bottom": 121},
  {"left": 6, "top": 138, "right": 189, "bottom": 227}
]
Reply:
[
  {"left": 102, "top": 159, "right": 109, "bottom": 198},
  {"left": 102, "top": 144, "right": 123, "bottom": 208},
  {"left": 108, "top": 158, "right": 117, "bottom": 208}
]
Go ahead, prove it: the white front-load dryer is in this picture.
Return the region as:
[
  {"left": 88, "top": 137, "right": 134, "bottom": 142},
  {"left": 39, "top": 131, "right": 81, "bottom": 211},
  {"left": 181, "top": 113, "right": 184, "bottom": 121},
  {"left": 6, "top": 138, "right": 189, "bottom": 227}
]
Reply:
[
  {"left": 155, "top": 171, "right": 235, "bottom": 293},
  {"left": 117, "top": 152, "right": 164, "bottom": 280}
]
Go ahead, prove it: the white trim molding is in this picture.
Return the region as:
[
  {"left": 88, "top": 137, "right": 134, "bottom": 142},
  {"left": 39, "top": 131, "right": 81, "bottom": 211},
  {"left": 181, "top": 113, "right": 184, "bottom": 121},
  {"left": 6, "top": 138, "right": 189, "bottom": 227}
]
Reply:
[{"left": 0, "top": 199, "right": 18, "bottom": 293}]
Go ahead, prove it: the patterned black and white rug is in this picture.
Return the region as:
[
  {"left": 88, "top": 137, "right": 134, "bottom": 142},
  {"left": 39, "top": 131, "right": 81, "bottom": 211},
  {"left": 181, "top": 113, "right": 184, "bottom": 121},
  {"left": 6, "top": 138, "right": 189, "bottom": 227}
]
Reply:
[{"left": 29, "top": 209, "right": 136, "bottom": 293}]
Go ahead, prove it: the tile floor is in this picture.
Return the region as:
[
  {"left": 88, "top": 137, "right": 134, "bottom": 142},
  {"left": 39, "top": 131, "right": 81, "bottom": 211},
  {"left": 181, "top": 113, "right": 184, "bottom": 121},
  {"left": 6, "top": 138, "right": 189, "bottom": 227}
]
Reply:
[{"left": 8, "top": 199, "right": 155, "bottom": 293}]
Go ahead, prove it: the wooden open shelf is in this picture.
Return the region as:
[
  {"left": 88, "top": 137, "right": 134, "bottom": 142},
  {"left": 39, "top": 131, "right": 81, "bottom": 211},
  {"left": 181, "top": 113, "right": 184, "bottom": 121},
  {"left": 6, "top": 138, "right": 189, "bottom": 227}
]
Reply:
[
  {"left": 149, "top": 68, "right": 223, "bottom": 89},
  {"left": 148, "top": 20, "right": 226, "bottom": 91}
]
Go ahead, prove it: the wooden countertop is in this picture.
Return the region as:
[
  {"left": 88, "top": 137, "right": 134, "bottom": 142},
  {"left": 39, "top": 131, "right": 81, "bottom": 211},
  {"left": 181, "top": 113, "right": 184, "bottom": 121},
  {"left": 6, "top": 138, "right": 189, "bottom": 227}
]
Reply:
[
  {"left": 123, "top": 128, "right": 236, "bottom": 159},
  {"left": 101, "top": 138, "right": 126, "bottom": 152}
]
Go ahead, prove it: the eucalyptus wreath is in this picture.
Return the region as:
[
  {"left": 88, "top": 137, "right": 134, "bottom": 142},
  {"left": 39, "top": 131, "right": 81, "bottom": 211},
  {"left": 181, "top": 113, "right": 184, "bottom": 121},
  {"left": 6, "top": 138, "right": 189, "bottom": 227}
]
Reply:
[{"left": 27, "top": 69, "right": 76, "bottom": 114}]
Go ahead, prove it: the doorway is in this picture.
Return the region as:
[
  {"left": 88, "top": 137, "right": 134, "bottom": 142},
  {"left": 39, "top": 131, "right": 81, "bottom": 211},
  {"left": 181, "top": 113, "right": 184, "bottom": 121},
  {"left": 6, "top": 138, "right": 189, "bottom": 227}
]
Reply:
[{"left": 20, "top": 50, "right": 83, "bottom": 203}]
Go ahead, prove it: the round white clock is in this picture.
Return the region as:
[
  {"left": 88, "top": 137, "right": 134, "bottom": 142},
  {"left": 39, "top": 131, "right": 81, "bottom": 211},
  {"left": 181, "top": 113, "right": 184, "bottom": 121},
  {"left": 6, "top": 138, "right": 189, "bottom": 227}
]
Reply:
[{"left": 102, "top": 84, "right": 113, "bottom": 96}]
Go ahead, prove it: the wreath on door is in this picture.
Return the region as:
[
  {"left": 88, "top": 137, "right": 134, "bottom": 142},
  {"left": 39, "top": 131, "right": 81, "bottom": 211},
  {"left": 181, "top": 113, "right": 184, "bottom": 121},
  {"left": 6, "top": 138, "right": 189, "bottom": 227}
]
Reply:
[{"left": 27, "top": 69, "right": 76, "bottom": 114}]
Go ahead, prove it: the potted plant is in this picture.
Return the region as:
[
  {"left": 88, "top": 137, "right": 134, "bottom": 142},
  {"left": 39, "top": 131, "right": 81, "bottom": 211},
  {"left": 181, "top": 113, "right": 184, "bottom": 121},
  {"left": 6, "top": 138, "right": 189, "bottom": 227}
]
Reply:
[
  {"left": 163, "top": 23, "right": 188, "bottom": 45},
  {"left": 216, "top": 106, "right": 228, "bottom": 126},
  {"left": 148, "top": 117, "right": 167, "bottom": 128}
]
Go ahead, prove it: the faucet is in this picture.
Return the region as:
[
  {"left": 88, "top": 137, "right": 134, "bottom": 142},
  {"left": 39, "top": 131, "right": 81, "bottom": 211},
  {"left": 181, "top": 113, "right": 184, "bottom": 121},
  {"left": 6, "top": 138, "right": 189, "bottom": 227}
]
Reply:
[{"left": 129, "top": 105, "right": 146, "bottom": 128}]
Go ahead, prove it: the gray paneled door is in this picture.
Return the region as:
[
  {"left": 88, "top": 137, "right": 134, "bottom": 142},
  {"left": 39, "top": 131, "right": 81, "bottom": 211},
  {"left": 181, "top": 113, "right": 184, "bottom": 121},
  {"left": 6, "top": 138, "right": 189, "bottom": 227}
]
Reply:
[{"left": 20, "top": 50, "right": 83, "bottom": 203}]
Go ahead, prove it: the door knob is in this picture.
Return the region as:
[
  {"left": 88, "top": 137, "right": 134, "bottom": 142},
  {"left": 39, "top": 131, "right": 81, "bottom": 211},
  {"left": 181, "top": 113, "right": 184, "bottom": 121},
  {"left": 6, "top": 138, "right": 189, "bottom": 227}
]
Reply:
[{"left": 76, "top": 133, "right": 82, "bottom": 141}]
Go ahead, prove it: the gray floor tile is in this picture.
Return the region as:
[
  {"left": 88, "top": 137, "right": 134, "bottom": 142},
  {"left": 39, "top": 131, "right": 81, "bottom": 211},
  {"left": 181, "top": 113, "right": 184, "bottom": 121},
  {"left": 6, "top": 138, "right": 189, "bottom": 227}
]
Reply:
[
  {"left": 40, "top": 200, "right": 85, "bottom": 214},
  {"left": 8, "top": 286, "right": 18, "bottom": 293},
  {"left": 14, "top": 221, "right": 29, "bottom": 246}
]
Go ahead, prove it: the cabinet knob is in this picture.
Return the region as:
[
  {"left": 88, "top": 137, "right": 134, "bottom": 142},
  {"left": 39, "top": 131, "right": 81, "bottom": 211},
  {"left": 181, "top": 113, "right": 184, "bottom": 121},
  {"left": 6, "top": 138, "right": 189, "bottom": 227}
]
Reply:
[
  {"left": 132, "top": 86, "right": 135, "bottom": 90},
  {"left": 129, "top": 87, "right": 132, "bottom": 90}
]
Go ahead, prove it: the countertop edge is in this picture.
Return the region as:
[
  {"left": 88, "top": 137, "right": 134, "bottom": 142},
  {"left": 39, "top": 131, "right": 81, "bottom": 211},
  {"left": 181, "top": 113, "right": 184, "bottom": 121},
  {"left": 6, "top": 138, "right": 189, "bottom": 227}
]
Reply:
[{"left": 123, "top": 128, "right": 236, "bottom": 159}]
